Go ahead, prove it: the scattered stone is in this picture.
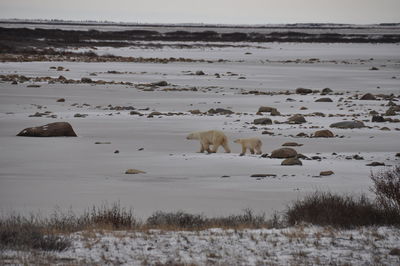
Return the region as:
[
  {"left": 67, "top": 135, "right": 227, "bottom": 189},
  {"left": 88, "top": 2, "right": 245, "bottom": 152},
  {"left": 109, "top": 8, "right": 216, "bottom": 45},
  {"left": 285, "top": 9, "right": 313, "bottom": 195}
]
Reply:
[
  {"left": 321, "top": 88, "right": 333, "bottom": 95},
  {"left": 152, "top": 81, "right": 168, "bottom": 86},
  {"left": 271, "top": 148, "right": 298, "bottom": 158},
  {"left": 282, "top": 142, "right": 303, "bottom": 147},
  {"left": 295, "top": 88, "right": 313, "bottom": 94},
  {"left": 320, "top": 170, "right": 334, "bottom": 176},
  {"left": 360, "top": 93, "right": 376, "bottom": 100},
  {"left": 27, "top": 84, "right": 41, "bottom": 88},
  {"left": 250, "top": 174, "right": 277, "bottom": 178},
  {"left": 288, "top": 114, "right": 306, "bottom": 124},
  {"left": 296, "top": 132, "right": 308, "bottom": 137},
  {"left": 262, "top": 130, "right": 274, "bottom": 135},
  {"left": 56, "top": 98, "right": 65, "bottom": 102},
  {"left": 114, "top": 150, "right": 119, "bottom": 154},
  {"left": 330, "top": 121, "right": 365, "bottom": 129},
  {"left": 11, "top": 80, "right": 18, "bottom": 85},
  {"left": 372, "top": 115, "right": 385, "bottom": 122},
  {"left": 258, "top": 106, "right": 280, "bottom": 116},
  {"left": 254, "top": 118, "right": 272, "bottom": 125},
  {"left": 81, "top": 77, "right": 93, "bottom": 83},
  {"left": 189, "top": 109, "right": 201, "bottom": 115},
  {"left": 74, "top": 113, "right": 88, "bottom": 118},
  {"left": 195, "top": 70, "right": 205, "bottom": 75},
  {"left": 300, "top": 106, "right": 308, "bottom": 110},
  {"left": 311, "top": 156, "right": 322, "bottom": 160},
  {"left": 125, "top": 169, "right": 146, "bottom": 174},
  {"left": 366, "top": 162, "right": 385, "bottom": 166},
  {"left": 95, "top": 142, "right": 111, "bottom": 144},
  {"left": 369, "top": 67, "right": 379, "bottom": 70},
  {"left": 315, "top": 97, "right": 333, "bottom": 102},
  {"left": 208, "top": 108, "right": 234, "bottom": 115},
  {"left": 130, "top": 111, "right": 142, "bottom": 115},
  {"left": 17, "top": 122, "right": 77, "bottom": 137},
  {"left": 281, "top": 158, "right": 302, "bottom": 166},
  {"left": 389, "top": 248, "right": 400, "bottom": 256},
  {"left": 313, "top": 129, "right": 334, "bottom": 138},
  {"left": 353, "top": 154, "right": 364, "bottom": 160},
  {"left": 149, "top": 111, "right": 163, "bottom": 116},
  {"left": 221, "top": 175, "right": 230, "bottom": 178},
  {"left": 381, "top": 127, "right": 391, "bottom": 131},
  {"left": 385, "top": 108, "right": 397, "bottom": 116}
]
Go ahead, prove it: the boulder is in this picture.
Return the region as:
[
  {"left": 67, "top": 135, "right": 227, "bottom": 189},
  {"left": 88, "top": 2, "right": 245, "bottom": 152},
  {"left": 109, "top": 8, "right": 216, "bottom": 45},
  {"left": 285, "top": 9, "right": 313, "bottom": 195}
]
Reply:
[
  {"left": 288, "top": 114, "right": 306, "bottom": 124},
  {"left": 385, "top": 107, "right": 397, "bottom": 116},
  {"left": 313, "top": 129, "right": 334, "bottom": 138},
  {"left": 320, "top": 170, "right": 334, "bottom": 176},
  {"left": 295, "top": 88, "right": 313, "bottom": 94},
  {"left": 366, "top": 162, "right": 385, "bottom": 167},
  {"left": 372, "top": 115, "right": 385, "bottom": 122},
  {"left": 125, "top": 169, "right": 146, "bottom": 174},
  {"left": 152, "top": 81, "right": 168, "bottom": 86},
  {"left": 56, "top": 98, "right": 65, "bottom": 102},
  {"left": 282, "top": 142, "right": 303, "bottom": 147},
  {"left": 208, "top": 108, "right": 234, "bottom": 115},
  {"left": 360, "top": 93, "right": 376, "bottom": 100},
  {"left": 281, "top": 158, "right": 302, "bottom": 166},
  {"left": 195, "top": 70, "right": 205, "bottom": 75},
  {"left": 271, "top": 148, "right": 298, "bottom": 158},
  {"left": 321, "top": 88, "right": 333, "bottom": 95},
  {"left": 330, "top": 121, "right": 365, "bottom": 129},
  {"left": 253, "top": 118, "right": 272, "bottom": 125},
  {"left": 17, "top": 122, "right": 77, "bottom": 137},
  {"left": 315, "top": 97, "right": 333, "bottom": 102},
  {"left": 80, "top": 77, "right": 93, "bottom": 83},
  {"left": 258, "top": 106, "right": 280, "bottom": 115}
]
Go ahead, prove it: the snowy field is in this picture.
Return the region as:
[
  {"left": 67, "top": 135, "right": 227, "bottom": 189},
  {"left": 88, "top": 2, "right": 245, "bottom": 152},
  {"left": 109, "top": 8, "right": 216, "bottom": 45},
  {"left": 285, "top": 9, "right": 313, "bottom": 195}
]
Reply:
[{"left": 0, "top": 42, "right": 399, "bottom": 220}]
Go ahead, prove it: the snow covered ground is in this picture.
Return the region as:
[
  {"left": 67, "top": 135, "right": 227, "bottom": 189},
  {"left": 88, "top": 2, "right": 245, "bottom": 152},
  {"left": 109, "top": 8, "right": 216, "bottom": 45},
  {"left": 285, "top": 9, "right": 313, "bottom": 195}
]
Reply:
[
  {"left": 2, "top": 226, "right": 400, "bottom": 265},
  {"left": 0, "top": 42, "right": 399, "bottom": 219}
]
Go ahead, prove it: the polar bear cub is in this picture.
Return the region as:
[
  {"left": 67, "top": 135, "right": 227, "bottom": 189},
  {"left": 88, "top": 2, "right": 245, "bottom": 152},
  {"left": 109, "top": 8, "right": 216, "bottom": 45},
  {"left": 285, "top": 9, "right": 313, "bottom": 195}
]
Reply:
[
  {"left": 234, "top": 138, "right": 262, "bottom": 156},
  {"left": 186, "top": 130, "right": 231, "bottom": 153}
]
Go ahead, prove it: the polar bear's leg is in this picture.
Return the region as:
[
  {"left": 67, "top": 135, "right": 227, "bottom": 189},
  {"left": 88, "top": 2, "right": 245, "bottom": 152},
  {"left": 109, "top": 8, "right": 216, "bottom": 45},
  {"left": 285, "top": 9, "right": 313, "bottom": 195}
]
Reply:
[
  {"left": 255, "top": 146, "right": 262, "bottom": 154},
  {"left": 250, "top": 148, "right": 255, "bottom": 154},
  {"left": 240, "top": 144, "right": 247, "bottom": 156},
  {"left": 222, "top": 140, "right": 231, "bottom": 153},
  {"left": 202, "top": 141, "right": 212, "bottom": 153}
]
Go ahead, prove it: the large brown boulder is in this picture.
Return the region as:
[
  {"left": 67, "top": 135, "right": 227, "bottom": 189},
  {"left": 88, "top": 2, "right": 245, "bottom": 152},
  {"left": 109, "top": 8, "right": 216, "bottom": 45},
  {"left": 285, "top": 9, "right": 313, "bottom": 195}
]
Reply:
[
  {"left": 288, "top": 114, "right": 306, "bottom": 124},
  {"left": 253, "top": 117, "right": 272, "bottom": 125},
  {"left": 295, "top": 88, "right": 313, "bottom": 94},
  {"left": 17, "top": 122, "right": 77, "bottom": 137},
  {"left": 315, "top": 97, "right": 333, "bottom": 102},
  {"left": 281, "top": 158, "right": 302, "bottom": 166},
  {"left": 271, "top": 148, "right": 298, "bottom": 158},
  {"left": 313, "top": 129, "right": 334, "bottom": 138},
  {"left": 360, "top": 93, "right": 376, "bottom": 100}
]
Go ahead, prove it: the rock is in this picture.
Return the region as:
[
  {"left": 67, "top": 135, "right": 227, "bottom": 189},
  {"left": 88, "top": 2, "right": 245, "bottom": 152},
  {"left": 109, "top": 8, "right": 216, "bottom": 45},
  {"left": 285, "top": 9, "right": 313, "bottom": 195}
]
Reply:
[
  {"left": 27, "top": 84, "right": 41, "bottom": 88},
  {"left": 195, "top": 70, "right": 205, "bottom": 75},
  {"left": 130, "top": 111, "right": 142, "bottom": 115},
  {"left": 315, "top": 97, "right": 333, "bottom": 102},
  {"left": 125, "top": 169, "right": 146, "bottom": 174},
  {"left": 389, "top": 248, "right": 400, "bottom": 256},
  {"left": 271, "top": 148, "right": 298, "bottom": 158},
  {"left": 296, "top": 132, "right": 308, "bottom": 137},
  {"left": 330, "top": 121, "right": 365, "bottom": 129},
  {"left": 353, "top": 154, "right": 364, "bottom": 160},
  {"left": 114, "top": 150, "right": 119, "bottom": 154},
  {"left": 208, "top": 108, "right": 234, "bottom": 115},
  {"left": 369, "top": 67, "right": 379, "bottom": 70},
  {"left": 262, "top": 130, "right": 274, "bottom": 135},
  {"left": 380, "top": 127, "right": 390, "bottom": 131},
  {"left": 313, "top": 129, "right": 334, "bottom": 138},
  {"left": 258, "top": 106, "right": 280, "bottom": 114},
  {"left": 56, "top": 98, "right": 65, "bottom": 102},
  {"left": 254, "top": 118, "right": 272, "bottom": 125},
  {"left": 95, "top": 141, "right": 111, "bottom": 144},
  {"left": 282, "top": 142, "right": 303, "bottom": 147},
  {"left": 281, "top": 158, "right": 302, "bottom": 166},
  {"left": 250, "top": 174, "right": 277, "bottom": 178},
  {"left": 311, "top": 156, "right": 322, "bottom": 160},
  {"left": 296, "top": 154, "right": 309, "bottom": 160},
  {"left": 270, "top": 109, "right": 281, "bottom": 116},
  {"left": 372, "top": 115, "right": 385, "bottom": 122},
  {"left": 321, "top": 88, "right": 333, "bottom": 95},
  {"left": 288, "top": 114, "right": 306, "bottom": 124},
  {"left": 74, "top": 113, "right": 88, "bottom": 118},
  {"left": 366, "top": 162, "right": 385, "bottom": 166},
  {"left": 189, "top": 109, "right": 201, "bottom": 115},
  {"left": 385, "top": 108, "right": 397, "bottom": 116},
  {"left": 360, "top": 93, "right": 376, "bottom": 100},
  {"left": 152, "top": 81, "right": 168, "bottom": 86},
  {"left": 17, "top": 122, "right": 77, "bottom": 137},
  {"left": 396, "top": 153, "right": 400, "bottom": 157},
  {"left": 81, "top": 77, "right": 93, "bottom": 83},
  {"left": 11, "top": 80, "right": 18, "bottom": 85},
  {"left": 149, "top": 111, "right": 163, "bottom": 116},
  {"left": 295, "top": 88, "right": 313, "bottom": 94},
  {"left": 320, "top": 170, "right": 334, "bottom": 176}
]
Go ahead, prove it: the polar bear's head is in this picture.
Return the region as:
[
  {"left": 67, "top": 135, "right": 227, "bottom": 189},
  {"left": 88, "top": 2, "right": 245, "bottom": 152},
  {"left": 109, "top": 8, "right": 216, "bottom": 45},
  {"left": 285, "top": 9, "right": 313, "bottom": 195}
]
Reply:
[
  {"left": 186, "top": 132, "right": 196, "bottom": 140},
  {"left": 233, "top": 139, "right": 241, "bottom": 144}
]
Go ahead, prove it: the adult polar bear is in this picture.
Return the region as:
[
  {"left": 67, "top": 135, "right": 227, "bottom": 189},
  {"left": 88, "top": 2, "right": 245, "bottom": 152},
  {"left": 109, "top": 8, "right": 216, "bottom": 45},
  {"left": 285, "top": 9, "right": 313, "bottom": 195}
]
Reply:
[{"left": 186, "top": 130, "right": 231, "bottom": 153}]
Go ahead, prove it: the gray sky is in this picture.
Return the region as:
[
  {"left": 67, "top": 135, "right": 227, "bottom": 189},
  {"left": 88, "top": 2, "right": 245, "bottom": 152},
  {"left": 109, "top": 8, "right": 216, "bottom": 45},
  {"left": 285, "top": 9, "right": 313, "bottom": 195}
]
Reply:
[{"left": 1, "top": 0, "right": 399, "bottom": 24}]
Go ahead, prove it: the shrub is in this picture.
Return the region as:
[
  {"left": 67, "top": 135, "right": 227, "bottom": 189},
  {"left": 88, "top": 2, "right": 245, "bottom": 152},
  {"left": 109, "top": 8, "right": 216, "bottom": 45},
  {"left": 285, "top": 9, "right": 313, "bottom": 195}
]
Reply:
[
  {"left": 370, "top": 165, "right": 400, "bottom": 212},
  {"left": 146, "top": 211, "right": 206, "bottom": 230},
  {"left": 285, "top": 191, "right": 399, "bottom": 228}
]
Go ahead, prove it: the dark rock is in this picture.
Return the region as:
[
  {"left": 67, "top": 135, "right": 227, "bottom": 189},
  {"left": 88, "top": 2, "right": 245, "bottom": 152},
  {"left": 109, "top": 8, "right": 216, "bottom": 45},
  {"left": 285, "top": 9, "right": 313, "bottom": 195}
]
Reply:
[
  {"left": 296, "top": 132, "right": 309, "bottom": 137},
  {"left": 295, "top": 88, "right": 313, "bottom": 94},
  {"left": 311, "top": 156, "right": 322, "bottom": 160},
  {"left": 396, "top": 153, "right": 400, "bottom": 157},
  {"left": 282, "top": 142, "right": 303, "bottom": 147},
  {"left": 258, "top": 106, "right": 280, "bottom": 116},
  {"left": 353, "top": 154, "right": 364, "bottom": 160},
  {"left": 114, "top": 150, "right": 119, "bottom": 154},
  {"left": 288, "top": 114, "right": 306, "bottom": 124},
  {"left": 56, "top": 98, "right": 65, "bottom": 102},
  {"left": 321, "top": 88, "right": 333, "bottom": 95},
  {"left": 315, "top": 97, "right": 333, "bottom": 102},
  {"left": 360, "top": 93, "right": 376, "bottom": 100},
  {"left": 195, "top": 70, "right": 205, "bottom": 75},
  {"left": 74, "top": 113, "right": 88, "bottom": 118},
  {"left": 81, "top": 77, "right": 93, "bottom": 83},
  {"left": 250, "top": 174, "right": 277, "bottom": 178},
  {"left": 17, "top": 122, "right": 77, "bottom": 137},
  {"left": 281, "top": 158, "right": 302, "bottom": 166},
  {"left": 125, "top": 169, "right": 146, "bottom": 174},
  {"left": 254, "top": 118, "right": 272, "bottom": 125},
  {"left": 372, "top": 115, "right": 385, "bottom": 122},
  {"left": 271, "top": 148, "right": 298, "bottom": 158},
  {"left": 389, "top": 248, "right": 400, "bottom": 256},
  {"left": 313, "top": 130, "right": 334, "bottom": 138},
  {"left": 385, "top": 107, "right": 397, "bottom": 116},
  {"left": 152, "top": 81, "right": 168, "bottom": 86},
  {"left": 208, "top": 108, "right": 234, "bottom": 115},
  {"left": 262, "top": 130, "right": 274, "bottom": 135},
  {"left": 320, "top": 170, "right": 334, "bottom": 176},
  {"left": 330, "top": 121, "right": 365, "bottom": 129},
  {"left": 130, "top": 111, "right": 142, "bottom": 115},
  {"left": 95, "top": 141, "right": 111, "bottom": 144},
  {"left": 369, "top": 67, "right": 379, "bottom": 70},
  {"left": 366, "top": 162, "right": 385, "bottom": 166}
]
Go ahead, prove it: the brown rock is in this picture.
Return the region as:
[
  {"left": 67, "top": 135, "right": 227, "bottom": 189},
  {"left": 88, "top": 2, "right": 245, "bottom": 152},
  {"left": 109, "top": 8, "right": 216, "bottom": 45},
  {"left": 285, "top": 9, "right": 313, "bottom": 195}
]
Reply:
[
  {"left": 271, "top": 148, "right": 298, "bottom": 158},
  {"left": 17, "top": 122, "right": 77, "bottom": 137},
  {"left": 315, "top": 97, "right": 333, "bottom": 102},
  {"left": 282, "top": 142, "right": 303, "bottom": 147},
  {"left": 56, "top": 98, "right": 65, "bottom": 102},
  {"left": 313, "top": 130, "right": 334, "bottom": 138},
  {"left": 125, "top": 169, "right": 146, "bottom": 174},
  {"left": 281, "top": 158, "right": 302, "bottom": 166},
  {"left": 288, "top": 114, "right": 306, "bottom": 124},
  {"left": 295, "top": 88, "right": 313, "bottom": 94},
  {"left": 254, "top": 118, "right": 272, "bottom": 125},
  {"left": 320, "top": 170, "right": 334, "bottom": 176},
  {"left": 360, "top": 93, "right": 376, "bottom": 100}
]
